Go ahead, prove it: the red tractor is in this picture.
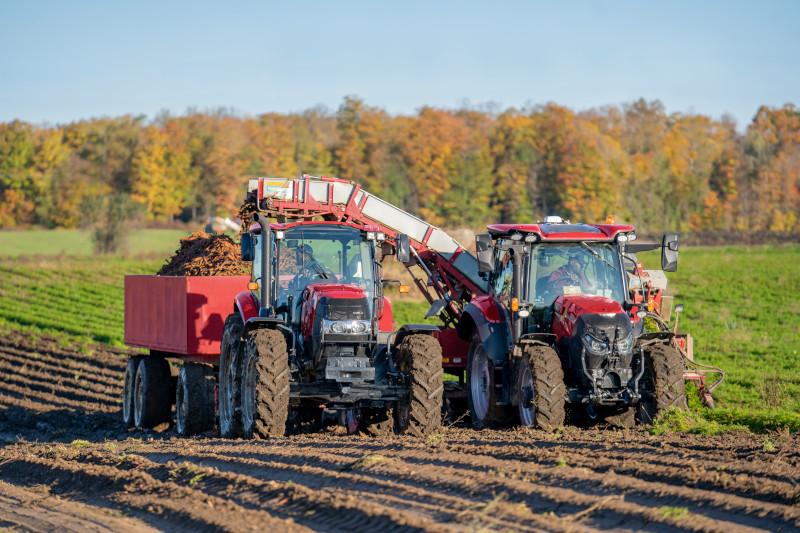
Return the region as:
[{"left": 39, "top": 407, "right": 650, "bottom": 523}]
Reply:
[
  {"left": 217, "top": 193, "right": 443, "bottom": 438},
  {"left": 456, "top": 216, "right": 689, "bottom": 429}
]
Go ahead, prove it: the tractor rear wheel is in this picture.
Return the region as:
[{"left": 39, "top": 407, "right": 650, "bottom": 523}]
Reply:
[
  {"left": 516, "top": 344, "right": 565, "bottom": 431},
  {"left": 123, "top": 356, "right": 143, "bottom": 427},
  {"left": 467, "top": 333, "right": 501, "bottom": 429},
  {"left": 219, "top": 313, "right": 244, "bottom": 438},
  {"left": 241, "top": 329, "right": 289, "bottom": 438},
  {"left": 176, "top": 363, "right": 216, "bottom": 436},
  {"left": 637, "top": 343, "right": 687, "bottom": 425},
  {"left": 133, "top": 356, "right": 172, "bottom": 428},
  {"left": 394, "top": 334, "right": 443, "bottom": 437}
]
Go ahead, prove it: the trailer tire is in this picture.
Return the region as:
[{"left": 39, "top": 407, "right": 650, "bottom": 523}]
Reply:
[
  {"left": 637, "top": 343, "right": 688, "bottom": 425},
  {"left": 241, "top": 329, "right": 289, "bottom": 438},
  {"left": 219, "top": 313, "right": 244, "bottom": 438},
  {"left": 517, "top": 344, "right": 565, "bottom": 432},
  {"left": 123, "top": 356, "right": 143, "bottom": 427},
  {"left": 176, "top": 363, "right": 216, "bottom": 436},
  {"left": 466, "top": 333, "right": 501, "bottom": 429},
  {"left": 394, "top": 334, "right": 443, "bottom": 437},
  {"left": 134, "top": 357, "right": 172, "bottom": 428}
]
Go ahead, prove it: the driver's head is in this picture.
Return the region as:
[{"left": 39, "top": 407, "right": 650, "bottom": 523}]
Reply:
[
  {"left": 297, "top": 244, "right": 313, "bottom": 258},
  {"left": 567, "top": 255, "right": 582, "bottom": 273}
]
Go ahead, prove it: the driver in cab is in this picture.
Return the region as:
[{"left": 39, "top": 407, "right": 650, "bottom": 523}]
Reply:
[
  {"left": 296, "top": 244, "right": 330, "bottom": 281},
  {"left": 548, "top": 254, "right": 594, "bottom": 292}
]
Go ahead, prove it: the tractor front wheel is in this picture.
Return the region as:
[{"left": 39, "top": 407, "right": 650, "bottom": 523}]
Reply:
[
  {"left": 176, "top": 363, "right": 216, "bottom": 436},
  {"left": 394, "top": 334, "right": 443, "bottom": 437},
  {"left": 516, "top": 344, "right": 565, "bottom": 431},
  {"left": 241, "top": 329, "right": 290, "bottom": 438},
  {"left": 637, "top": 343, "right": 687, "bottom": 425}
]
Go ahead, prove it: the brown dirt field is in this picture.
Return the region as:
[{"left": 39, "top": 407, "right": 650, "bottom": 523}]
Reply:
[{"left": 1, "top": 333, "right": 799, "bottom": 532}]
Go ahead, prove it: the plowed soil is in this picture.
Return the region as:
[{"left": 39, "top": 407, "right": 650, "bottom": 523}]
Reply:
[{"left": 1, "top": 333, "right": 799, "bottom": 532}]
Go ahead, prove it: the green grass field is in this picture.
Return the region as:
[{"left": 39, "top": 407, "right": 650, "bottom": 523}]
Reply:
[
  {"left": 0, "top": 228, "right": 190, "bottom": 257},
  {"left": 0, "top": 242, "right": 797, "bottom": 433}
]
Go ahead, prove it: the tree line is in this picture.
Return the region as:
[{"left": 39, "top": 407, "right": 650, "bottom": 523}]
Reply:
[{"left": 1, "top": 98, "right": 799, "bottom": 237}]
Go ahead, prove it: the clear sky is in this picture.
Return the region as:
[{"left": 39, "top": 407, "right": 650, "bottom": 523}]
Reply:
[{"left": 1, "top": 0, "right": 798, "bottom": 129}]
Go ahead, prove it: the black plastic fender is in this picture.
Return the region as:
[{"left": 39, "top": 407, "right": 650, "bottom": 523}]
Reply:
[{"left": 459, "top": 302, "right": 508, "bottom": 365}]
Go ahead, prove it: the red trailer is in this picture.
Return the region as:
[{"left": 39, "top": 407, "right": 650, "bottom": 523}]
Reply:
[{"left": 122, "top": 275, "right": 248, "bottom": 433}]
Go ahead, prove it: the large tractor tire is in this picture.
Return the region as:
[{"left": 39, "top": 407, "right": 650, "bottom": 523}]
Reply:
[
  {"left": 466, "top": 333, "right": 502, "bottom": 429},
  {"left": 394, "top": 334, "right": 443, "bottom": 437},
  {"left": 637, "top": 343, "right": 688, "bottom": 425},
  {"left": 516, "top": 344, "right": 565, "bottom": 432},
  {"left": 219, "top": 313, "right": 244, "bottom": 438},
  {"left": 133, "top": 356, "right": 172, "bottom": 428},
  {"left": 176, "top": 363, "right": 216, "bottom": 436},
  {"left": 241, "top": 329, "right": 290, "bottom": 438},
  {"left": 123, "top": 355, "right": 143, "bottom": 427}
]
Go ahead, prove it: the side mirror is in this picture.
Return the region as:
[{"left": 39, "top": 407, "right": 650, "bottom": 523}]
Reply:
[
  {"left": 395, "top": 234, "right": 411, "bottom": 263},
  {"left": 476, "top": 233, "right": 493, "bottom": 272},
  {"left": 661, "top": 233, "right": 679, "bottom": 272},
  {"left": 241, "top": 233, "right": 255, "bottom": 262}
]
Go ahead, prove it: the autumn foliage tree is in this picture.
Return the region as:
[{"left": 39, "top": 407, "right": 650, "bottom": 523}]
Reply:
[{"left": 1, "top": 99, "right": 798, "bottom": 240}]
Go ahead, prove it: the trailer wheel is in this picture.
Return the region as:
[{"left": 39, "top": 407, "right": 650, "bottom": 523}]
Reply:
[
  {"left": 241, "top": 329, "right": 289, "bottom": 438},
  {"left": 133, "top": 357, "right": 172, "bottom": 428},
  {"left": 219, "top": 313, "right": 244, "bottom": 438},
  {"left": 176, "top": 363, "right": 216, "bottom": 436},
  {"left": 394, "top": 334, "right": 443, "bottom": 437},
  {"left": 466, "top": 333, "right": 501, "bottom": 429},
  {"left": 637, "top": 343, "right": 688, "bottom": 425},
  {"left": 123, "top": 356, "right": 143, "bottom": 427},
  {"left": 517, "top": 344, "right": 565, "bottom": 431}
]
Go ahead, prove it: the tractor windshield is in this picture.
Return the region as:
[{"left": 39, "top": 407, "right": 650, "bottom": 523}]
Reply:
[
  {"left": 272, "top": 226, "right": 376, "bottom": 324},
  {"left": 528, "top": 242, "right": 626, "bottom": 307}
]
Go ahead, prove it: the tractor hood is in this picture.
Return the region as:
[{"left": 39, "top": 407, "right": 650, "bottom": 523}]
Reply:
[
  {"left": 300, "top": 283, "right": 372, "bottom": 343},
  {"left": 552, "top": 294, "right": 626, "bottom": 340}
]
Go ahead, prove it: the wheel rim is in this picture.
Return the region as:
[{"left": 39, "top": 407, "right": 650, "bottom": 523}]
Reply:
[
  {"left": 519, "top": 365, "right": 536, "bottom": 426},
  {"left": 469, "top": 343, "right": 491, "bottom": 421},
  {"left": 241, "top": 350, "right": 257, "bottom": 432},
  {"left": 134, "top": 369, "right": 144, "bottom": 426},
  {"left": 176, "top": 373, "right": 187, "bottom": 434}
]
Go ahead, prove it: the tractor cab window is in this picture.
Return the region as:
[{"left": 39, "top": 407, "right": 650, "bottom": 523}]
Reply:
[
  {"left": 491, "top": 247, "right": 514, "bottom": 309},
  {"left": 275, "top": 226, "right": 376, "bottom": 324},
  {"left": 528, "top": 242, "right": 625, "bottom": 307}
]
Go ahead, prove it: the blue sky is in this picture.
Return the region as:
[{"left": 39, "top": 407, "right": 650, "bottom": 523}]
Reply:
[{"left": 1, "top": 1, "right": 798, "bottom": 129}]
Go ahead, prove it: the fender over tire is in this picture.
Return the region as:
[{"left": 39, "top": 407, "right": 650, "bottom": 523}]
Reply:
[
  {"left": 176, "top": 363, "right": 216, "bottom": 436},
  {"left": 241, "top": 329, "right": 290, "bottom": 438},
  {"left": 219, "top": 313, "right": 244, "bottom": 438}
]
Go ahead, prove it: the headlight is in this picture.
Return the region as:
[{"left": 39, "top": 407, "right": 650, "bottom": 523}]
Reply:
[
  {"left": 616, "top": 333, "right": 634, "bottom": 354},
  {"left": 322, "top": 318, "right": 371, "bottom": 335},
  {"left": 582, "top": 334, "right": 608, "bottom": 355}
]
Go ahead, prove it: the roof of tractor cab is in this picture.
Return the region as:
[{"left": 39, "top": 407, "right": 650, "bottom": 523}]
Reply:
[
  {"left": 249, "top": 221, "right": 379, "bottom": 233},
  {"left": 487, "top": 223, "right": 635, "bottom": 241}
]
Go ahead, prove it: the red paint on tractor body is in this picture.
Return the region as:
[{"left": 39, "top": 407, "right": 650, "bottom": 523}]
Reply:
[
  {"left": 300, "top": 284, "right": 369, "bottom": 341},
  {"left": 235, "top": 291, "right": 260, "bottom": 322},
  {"left": 469, "top": 295, "right": 502, "bottom": 323},
  {"left": 552, "top": 294, "right": 625, "bottom": 339}
]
